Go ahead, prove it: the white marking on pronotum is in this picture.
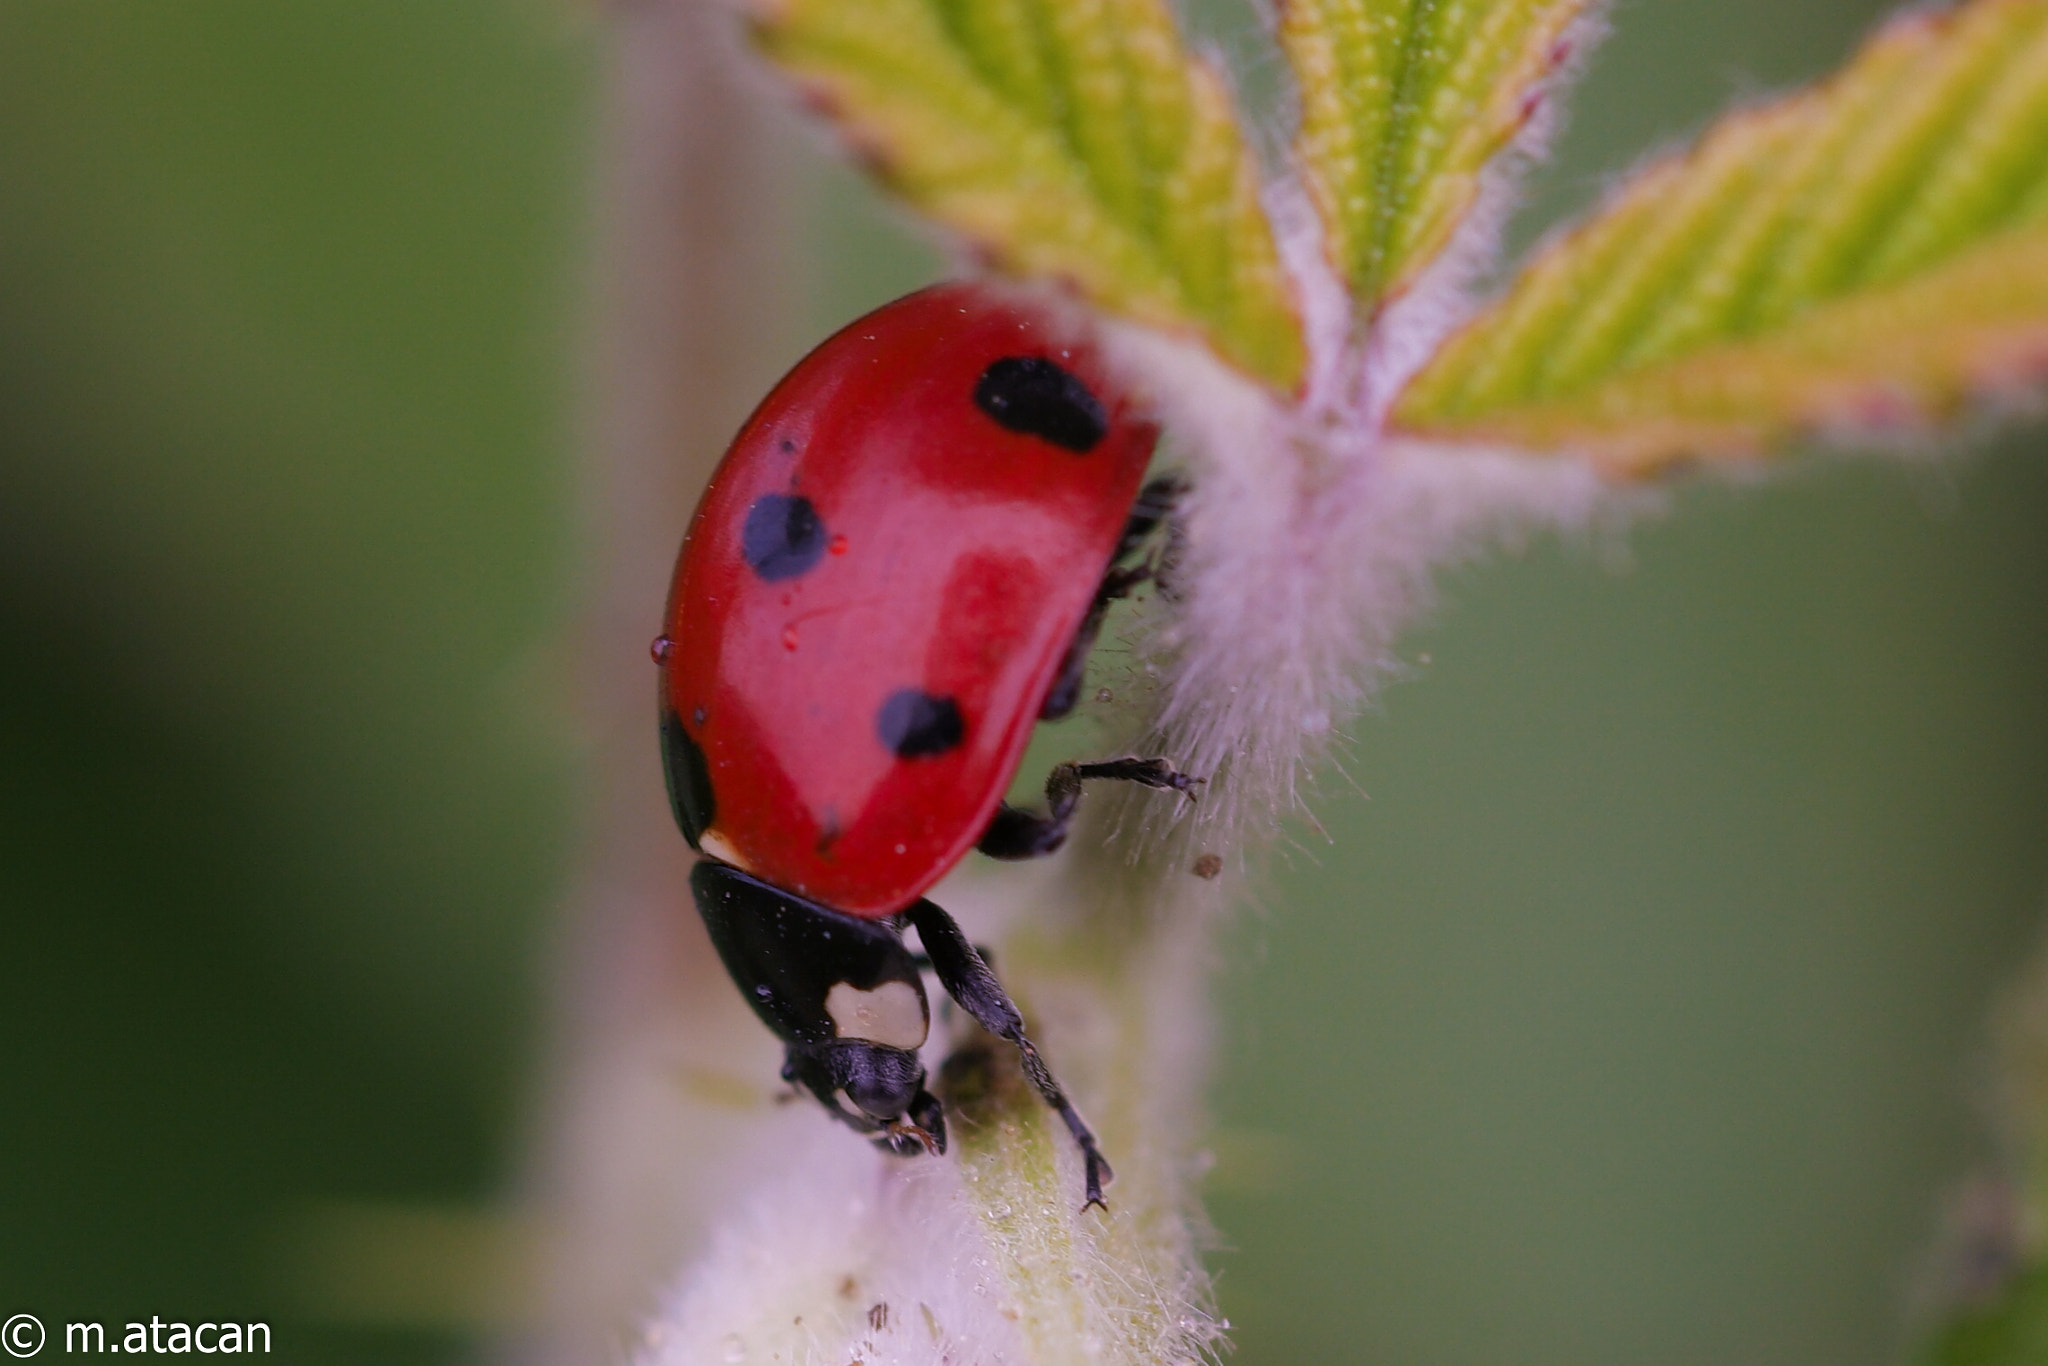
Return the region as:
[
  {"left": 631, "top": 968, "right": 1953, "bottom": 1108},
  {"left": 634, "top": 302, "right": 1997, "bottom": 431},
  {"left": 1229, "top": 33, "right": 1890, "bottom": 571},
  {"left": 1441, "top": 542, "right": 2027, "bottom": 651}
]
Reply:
[{"left": 824, "top": 980, "right": 928, "bottom": 1050}]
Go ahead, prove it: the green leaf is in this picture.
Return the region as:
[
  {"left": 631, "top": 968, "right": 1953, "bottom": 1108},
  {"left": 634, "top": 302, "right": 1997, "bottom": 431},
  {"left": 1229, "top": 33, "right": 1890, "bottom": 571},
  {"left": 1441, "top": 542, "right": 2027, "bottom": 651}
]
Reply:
[
  {"left": 1279, "top": 0, "right": 1596, "bottom": 311},
  {"left": 1396, "top": 0, "right": 2048, "bottom": 472},
  {"left": 751, "top": 0, "right": 1306, "bottom": 390}
]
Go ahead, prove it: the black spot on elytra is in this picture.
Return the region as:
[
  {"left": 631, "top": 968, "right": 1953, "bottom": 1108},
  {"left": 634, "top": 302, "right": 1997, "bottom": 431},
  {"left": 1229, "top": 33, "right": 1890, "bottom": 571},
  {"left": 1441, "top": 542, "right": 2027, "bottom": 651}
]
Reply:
[
  {"left": 876, "top": 689, "right": 964, "bottom": 758},
  {"left": 660, "top": 705, "right": 716, "bottom": 848},
  {"left": 742, "top": 493, "right": 827, "bottom": 581},
  {"left": 973, "top": 356, "right": 1107, "bottom": 453}
]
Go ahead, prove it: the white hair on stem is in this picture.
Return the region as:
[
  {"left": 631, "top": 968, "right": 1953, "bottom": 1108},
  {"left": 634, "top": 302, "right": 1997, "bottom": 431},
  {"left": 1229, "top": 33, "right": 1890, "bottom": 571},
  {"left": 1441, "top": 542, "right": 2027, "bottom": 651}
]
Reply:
[{"left": 1097, "top": 340, "right": 1628, "bottom": 866}]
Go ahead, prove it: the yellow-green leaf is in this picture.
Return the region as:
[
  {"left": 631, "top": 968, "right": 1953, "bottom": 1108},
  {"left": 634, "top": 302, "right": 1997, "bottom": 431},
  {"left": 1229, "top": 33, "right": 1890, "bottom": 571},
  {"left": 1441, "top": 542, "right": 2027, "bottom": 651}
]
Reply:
[
  {"left": 1396, "top": 0, "right": 2048, "bottom": 471},
  {"left": 1280, "top": 0, "right": 1595, "bottom": 311},
  {"left": 751, "top": 0, "right": 1306, "bottom": 391}
]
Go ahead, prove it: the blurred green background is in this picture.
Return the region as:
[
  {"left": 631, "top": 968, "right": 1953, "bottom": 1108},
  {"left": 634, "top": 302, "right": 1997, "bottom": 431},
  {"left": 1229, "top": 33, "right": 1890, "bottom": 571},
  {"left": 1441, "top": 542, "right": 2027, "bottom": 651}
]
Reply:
[{"left": 2, "top": 2, "right": 2044, "bottom": 1364}]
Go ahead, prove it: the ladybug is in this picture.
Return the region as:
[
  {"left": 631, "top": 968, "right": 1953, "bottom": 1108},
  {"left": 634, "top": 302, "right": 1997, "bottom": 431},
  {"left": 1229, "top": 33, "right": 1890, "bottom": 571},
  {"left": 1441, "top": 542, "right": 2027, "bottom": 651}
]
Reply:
[{"left": 655, "top": 283, "right": 1196, "bottom": 1209}]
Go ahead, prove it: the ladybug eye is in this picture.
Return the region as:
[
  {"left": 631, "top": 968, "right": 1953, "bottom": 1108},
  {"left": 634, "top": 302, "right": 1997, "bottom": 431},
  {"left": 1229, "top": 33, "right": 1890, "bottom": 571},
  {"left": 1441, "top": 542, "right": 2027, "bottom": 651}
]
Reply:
[
  {"left": 876, "top": 689, "right": 965, "bottom": 758},
  {"left": 741, "top": 493, "right": 829, "bottom": 581},
  {"left": 973, "top": 356, "right": 1107, "bottom": 453}
]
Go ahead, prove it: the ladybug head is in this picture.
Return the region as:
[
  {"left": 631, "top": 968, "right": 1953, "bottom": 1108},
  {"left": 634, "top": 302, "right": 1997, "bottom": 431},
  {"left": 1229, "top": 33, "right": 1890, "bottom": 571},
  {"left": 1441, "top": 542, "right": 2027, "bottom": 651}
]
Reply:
[
  {"left": 690, "top": 861, "right": 949, "bottom": 1155},
  {"left": 784, "top": 1041, "right": 948, "bottom": 1157}
]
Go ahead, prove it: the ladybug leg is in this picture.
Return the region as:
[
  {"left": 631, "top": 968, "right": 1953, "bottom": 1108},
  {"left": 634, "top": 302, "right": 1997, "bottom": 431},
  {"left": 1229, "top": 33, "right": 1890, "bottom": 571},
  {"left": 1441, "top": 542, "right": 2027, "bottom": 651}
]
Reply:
[
  {"left": 1039, "top": 475, "right": 1188, "bottom": 722},
  {"left": 1039, "top": 566, "right": 1149, "bottom": 720},
  {"left": 911, "top": 944, "right": 996, "bottom": 972},
  {"left": 1125, "top": 473, "right": 1189, "bottom": 602},
  {"left": 978, "top": 757, "right": 1201, "bottom": 860},
  {"left": 903, "top": 899, "right": 1115, "bottom": 1212},
  {"left": 1117, "top": 474, "right": 1186, "bottom": 559}
]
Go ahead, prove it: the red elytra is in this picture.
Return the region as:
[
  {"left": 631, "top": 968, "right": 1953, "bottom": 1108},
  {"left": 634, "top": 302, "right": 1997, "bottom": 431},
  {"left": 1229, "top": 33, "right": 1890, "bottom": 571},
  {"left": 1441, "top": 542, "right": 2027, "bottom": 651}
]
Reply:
[{"left": 660, "top": 284, "right": 1159, "bottom": 917}]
